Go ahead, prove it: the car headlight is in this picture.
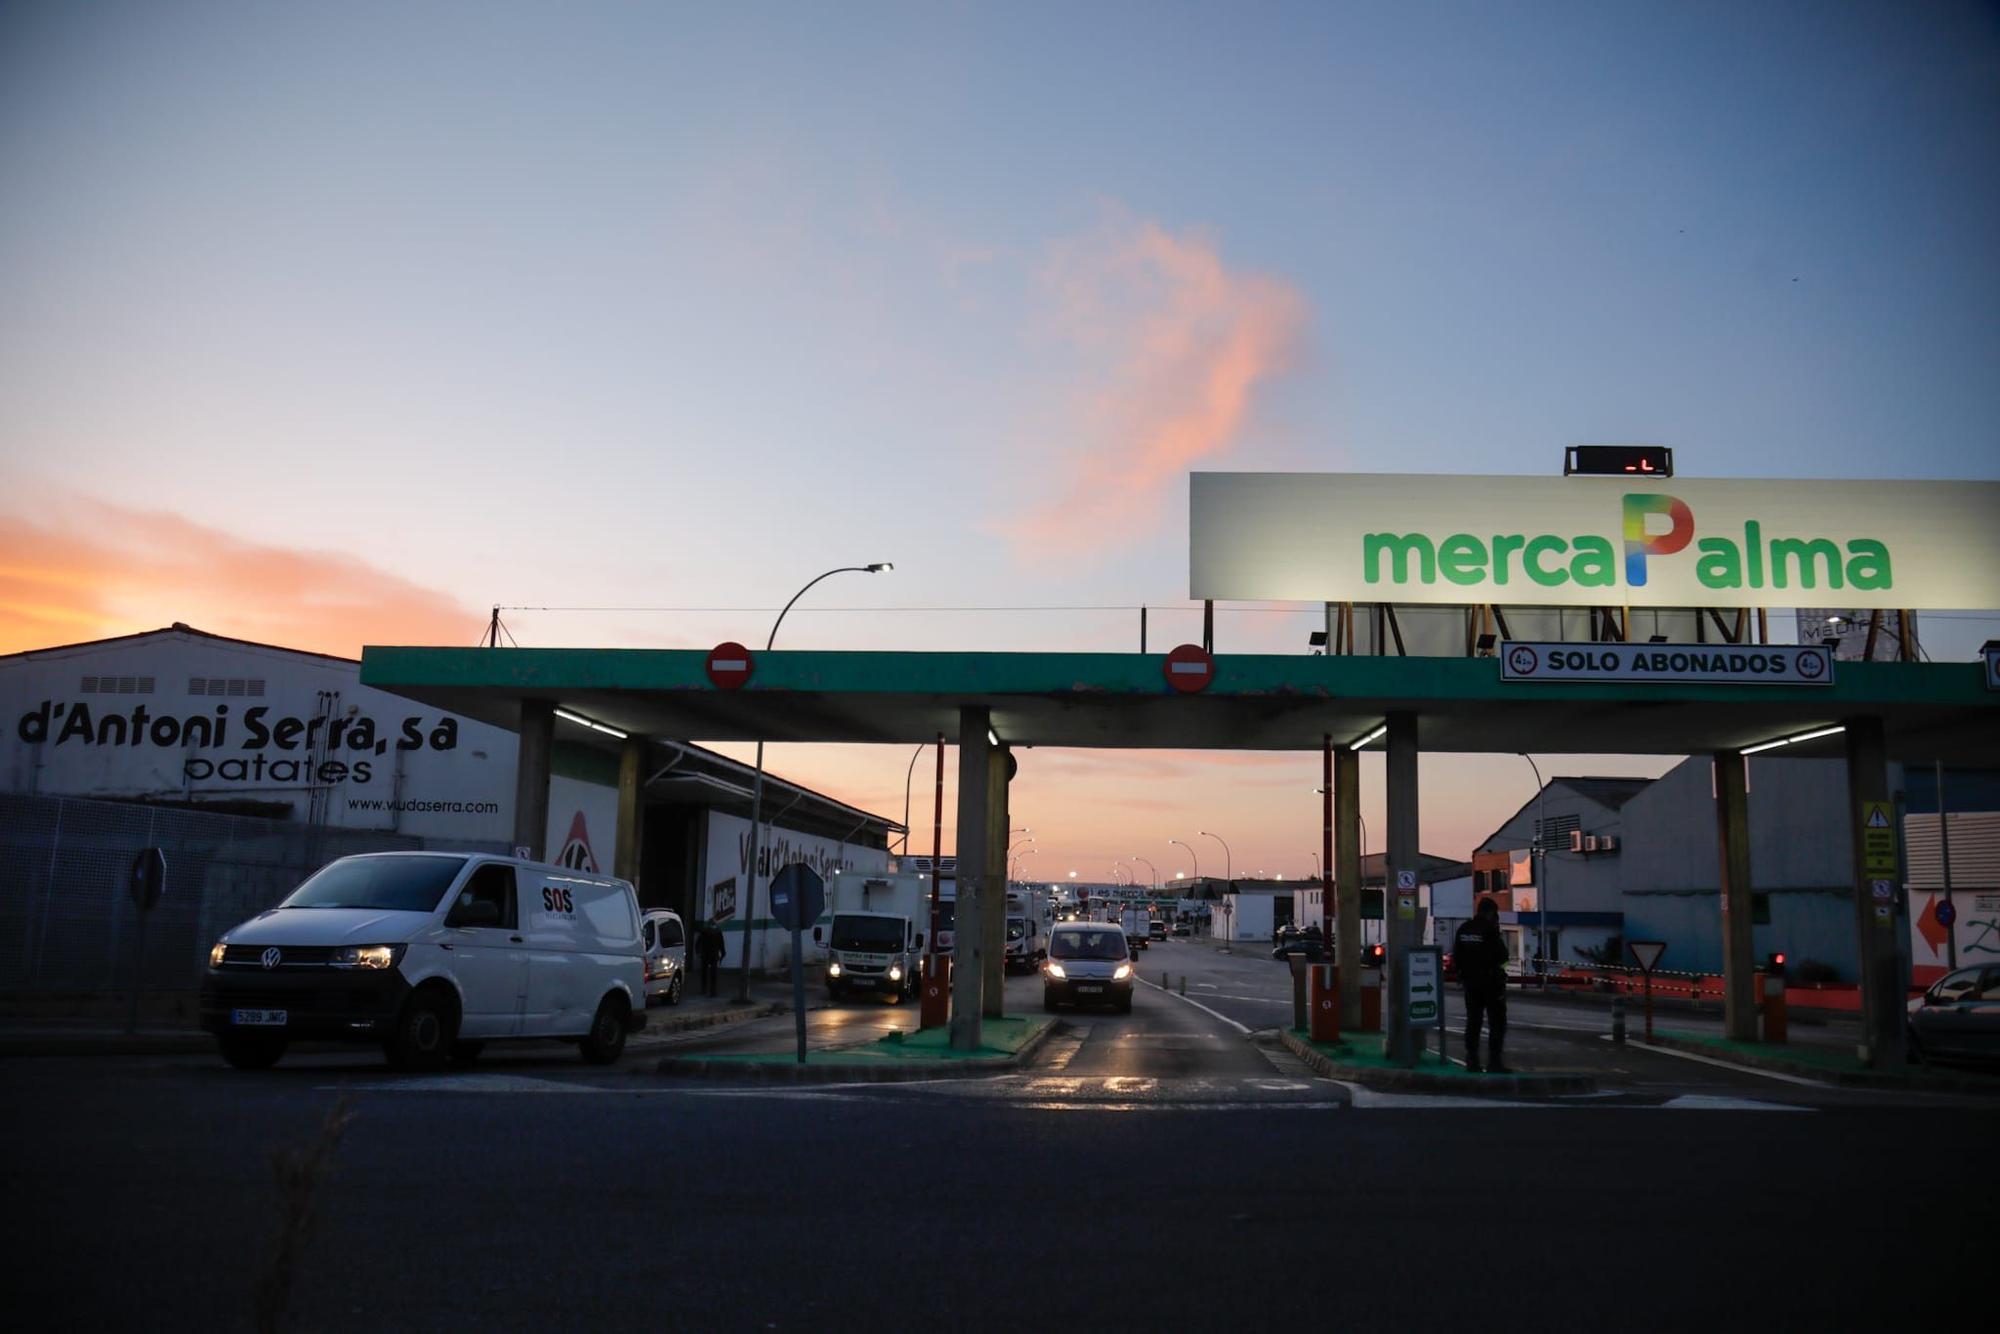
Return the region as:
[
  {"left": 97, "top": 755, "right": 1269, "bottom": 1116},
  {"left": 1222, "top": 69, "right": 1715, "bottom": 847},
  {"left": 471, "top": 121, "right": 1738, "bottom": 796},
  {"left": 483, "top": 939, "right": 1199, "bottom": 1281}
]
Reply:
[
  {"left": 828, "top": 961, "right": 843, "bottom": 978},
  {"left": 209, "top": 941, "right": 227, "bottom": 968},
  {"left": 1045, "top": 962, "right": 1066, "bottom": 979},
  {"left": 1113, "top": 963, "right": 1132, "bottom": 980},
  {"left": 888, "top": 964, "right": 904, "bottom": 982},
  {"left": 330, "top": 944, "right": 404, "bottom": 970}
]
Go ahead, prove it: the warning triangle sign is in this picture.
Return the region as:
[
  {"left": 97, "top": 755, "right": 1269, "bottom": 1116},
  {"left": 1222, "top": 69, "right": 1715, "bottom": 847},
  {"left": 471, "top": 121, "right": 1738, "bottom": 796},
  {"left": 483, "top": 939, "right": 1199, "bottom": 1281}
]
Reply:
[{"left": 1865, "top": 806, "right": 1891, "bottom": 828}]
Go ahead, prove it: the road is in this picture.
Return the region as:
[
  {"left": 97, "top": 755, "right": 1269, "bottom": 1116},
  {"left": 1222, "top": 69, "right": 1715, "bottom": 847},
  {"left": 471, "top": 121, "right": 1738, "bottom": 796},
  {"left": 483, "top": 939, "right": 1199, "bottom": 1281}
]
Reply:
[{"left": 3, "top": 948, "right": 1988, "bottom": 1332}]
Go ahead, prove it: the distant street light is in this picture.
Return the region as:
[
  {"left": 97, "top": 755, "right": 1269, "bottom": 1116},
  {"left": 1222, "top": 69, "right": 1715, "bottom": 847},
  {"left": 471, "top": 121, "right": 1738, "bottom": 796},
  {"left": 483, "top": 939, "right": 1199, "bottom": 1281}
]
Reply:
[
  {"left": 1131, "top": 855, "right": 1158, "bottom": 889},
  {"left": 1169, "top": 839, "right": 1199, "bottom": 884},
  {"left": 737, "top": 563, "right": 892, "bottom": 1003},
  {"left": 1199, "top": 830, "right": 1234, "bottom": 890}
]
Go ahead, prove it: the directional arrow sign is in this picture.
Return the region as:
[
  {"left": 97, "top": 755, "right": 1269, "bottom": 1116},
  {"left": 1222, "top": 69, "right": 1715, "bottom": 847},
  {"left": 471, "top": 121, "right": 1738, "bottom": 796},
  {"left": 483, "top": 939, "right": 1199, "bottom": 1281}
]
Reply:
[{"left": 1629, "top": 940, "right": 1667, "bottom": 972}]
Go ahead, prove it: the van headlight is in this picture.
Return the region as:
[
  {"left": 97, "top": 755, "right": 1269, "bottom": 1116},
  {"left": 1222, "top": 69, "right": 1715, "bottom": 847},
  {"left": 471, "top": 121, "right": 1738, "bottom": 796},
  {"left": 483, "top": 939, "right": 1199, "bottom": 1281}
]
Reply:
[
  {"left": 330, "top": 945, "right": 405, "bottom": 970},
  {"left": 828, "top": 961, "right": 843, "bottom": 978},
  {"left": 1113, "top": 963, "right": 1132, "bottom": 980},
  {"left": 209, "top": 941, "right": 227, "bottom": 969},
  {"left": 888, "top": 964, "right": 904, "bottom": 982},
  {"left": 1045, "top": 962, "right": 1066, "bottom": 979}
]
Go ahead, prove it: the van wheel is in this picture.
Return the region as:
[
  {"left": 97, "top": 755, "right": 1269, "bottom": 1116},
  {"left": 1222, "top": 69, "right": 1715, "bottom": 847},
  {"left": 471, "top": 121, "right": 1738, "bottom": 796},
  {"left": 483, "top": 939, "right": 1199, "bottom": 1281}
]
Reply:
[
  {"left": 448, "top": 1041, "right": 484, "bottom": 1064},
  {"left": 218, "top": 1032, "right": 287, "bottom": 1070},
  {"left": 665, "top": 974, "right": 684, "bottom": 1007},
  {"left": 580, "top": 996, "right": 628, "bottom": 1065},
  {"left": 386, "top": 989, "right": 454, "bottom": 1071}
]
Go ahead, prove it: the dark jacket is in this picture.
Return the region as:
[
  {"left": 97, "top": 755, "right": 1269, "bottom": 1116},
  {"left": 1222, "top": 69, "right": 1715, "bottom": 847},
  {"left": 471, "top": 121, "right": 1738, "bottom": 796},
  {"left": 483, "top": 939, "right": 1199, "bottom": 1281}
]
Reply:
[
  {"left": 695, "top": 925, "right": 725, "bottom": 962},
  {"left": 1452, "top": 916, "right": 1508, "bottom": 991}
]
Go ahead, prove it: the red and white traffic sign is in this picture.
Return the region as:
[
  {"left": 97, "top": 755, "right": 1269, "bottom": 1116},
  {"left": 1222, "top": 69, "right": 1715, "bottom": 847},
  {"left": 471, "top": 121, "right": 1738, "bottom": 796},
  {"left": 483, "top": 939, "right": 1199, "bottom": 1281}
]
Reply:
[
  {"left": 1628, "top": 940, "right": 1667, "bottom": 972},
  {"left": 1163, "top": 643, "right": 1215, "bottom": 694},
  {"left": 706, "top": 641, "right": 754, "bottom": 689}
]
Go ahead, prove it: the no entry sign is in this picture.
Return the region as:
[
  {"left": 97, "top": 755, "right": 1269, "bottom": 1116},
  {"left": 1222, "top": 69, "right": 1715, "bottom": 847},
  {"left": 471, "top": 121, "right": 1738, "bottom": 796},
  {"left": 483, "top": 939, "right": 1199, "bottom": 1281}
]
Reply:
[
  {"left": 706, "top": 641, "right": 754, "bottom": 689},
  {"left": 1163, "top": 643, "right": 1214, "bottom": 693}
]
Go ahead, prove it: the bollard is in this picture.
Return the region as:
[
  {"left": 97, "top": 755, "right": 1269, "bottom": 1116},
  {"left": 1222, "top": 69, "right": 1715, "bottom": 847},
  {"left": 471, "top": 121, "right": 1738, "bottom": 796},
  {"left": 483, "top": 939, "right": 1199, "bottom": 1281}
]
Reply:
[
  {"left": 1177, "top": 975, "right": 1186, "bottom": 996},
  {"left": 1611, "top": 994, "right": 1626, "bottom": 1045},
  {"left": 1757, "top": 972, "right": 1788, "bottom": 1045},
  {"left": 1162, "top": 972, "right": 1169, "bottom": 991}
]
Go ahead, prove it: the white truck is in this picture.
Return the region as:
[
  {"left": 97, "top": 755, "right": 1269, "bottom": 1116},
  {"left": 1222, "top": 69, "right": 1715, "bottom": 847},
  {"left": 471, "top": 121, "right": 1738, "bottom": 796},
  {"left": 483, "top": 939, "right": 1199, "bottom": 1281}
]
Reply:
[
  {"left": 1004, "top": 885, "right": 1053, "bottom": 973},
  {"left": 1119, "top": 902, "right": 1152, "bottom": 950},
  {"left": 814, "top": 870, "right": 933, "bottom": 1002}
]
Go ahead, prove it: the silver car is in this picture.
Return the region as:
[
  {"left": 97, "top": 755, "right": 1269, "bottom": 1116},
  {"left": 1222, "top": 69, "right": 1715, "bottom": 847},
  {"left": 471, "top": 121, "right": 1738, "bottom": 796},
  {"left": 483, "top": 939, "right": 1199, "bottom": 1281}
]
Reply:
[
  {"left": 641, "top": 908, "right": 687, "bottom": 1006},
  {"left": 1906, "top": 964, "right": 2000, "bottom": 1065}
]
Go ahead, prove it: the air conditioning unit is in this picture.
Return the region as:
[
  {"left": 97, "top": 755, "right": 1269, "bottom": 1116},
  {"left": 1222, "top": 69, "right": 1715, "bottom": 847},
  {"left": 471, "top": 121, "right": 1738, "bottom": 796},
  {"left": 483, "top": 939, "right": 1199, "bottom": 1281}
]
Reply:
[
  {"left": 1569, "top": 830, "right": 1584, "bottom": 852},
  {"left": 1584, "top": 835, "right": 1600, "bottom": 853},
  {"left": 1600, "top": 835, "right": 1618, "bottom": 853}
]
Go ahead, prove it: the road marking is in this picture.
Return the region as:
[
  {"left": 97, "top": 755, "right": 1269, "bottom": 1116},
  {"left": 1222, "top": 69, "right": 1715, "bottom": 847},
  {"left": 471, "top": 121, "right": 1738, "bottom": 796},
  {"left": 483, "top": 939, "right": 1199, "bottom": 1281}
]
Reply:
[
  {"left": 1599, "top": 1036, "right": 1831, "bottom": 1087},
  {"left": 1140, "top": 977, "right": 1250, "bottom": 1033},
  {"left": 1660, "top": 1094, "right": 1809, "bottom": 1112}
]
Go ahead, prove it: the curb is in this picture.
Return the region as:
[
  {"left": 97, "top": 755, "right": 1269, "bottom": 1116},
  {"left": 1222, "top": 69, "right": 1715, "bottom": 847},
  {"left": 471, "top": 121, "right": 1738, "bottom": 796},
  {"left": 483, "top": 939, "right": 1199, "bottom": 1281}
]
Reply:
[
  {"left": 654, "top": 1017, "right": 1057, "bottom": 1083},
  {"left": 1279, "top": 1028, "right": 1595, "bottom": 1096},
  {"left": 0, "top": 999, "right": 791, "bottom": 1060},
  {"left": 1645, "top": 1033, "right": 2000, "bottom": 1094}
]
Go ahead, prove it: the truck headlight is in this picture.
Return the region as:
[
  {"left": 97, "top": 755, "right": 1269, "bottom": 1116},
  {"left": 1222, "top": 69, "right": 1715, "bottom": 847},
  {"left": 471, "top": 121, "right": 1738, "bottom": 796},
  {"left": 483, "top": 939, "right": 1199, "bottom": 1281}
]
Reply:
[
  {"left": 209, "top": 941, "right": 227, "bottom": 969},
  {"left": 888, "top": 964, "right": 904, "bottom": 982},
  {"left": 1113, "top": 962, "right": 1132, "bottom": 980},
  {"left": 828, "top": 961, "right": 843, "bottom": 978},
  {"left": 330, "top": 945, "right": 404, "bottom": 970},
  {"left": 1045, "top": 962, "right": 1066, "bottom": 979}
]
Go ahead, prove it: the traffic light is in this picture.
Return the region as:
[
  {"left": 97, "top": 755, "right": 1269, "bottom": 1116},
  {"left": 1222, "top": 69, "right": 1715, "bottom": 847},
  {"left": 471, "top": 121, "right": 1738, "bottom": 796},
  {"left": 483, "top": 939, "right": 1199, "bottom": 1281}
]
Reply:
[
  {"left": 1764, "top": 951, "right": 1786, "bottom": 980},
  {"left": 1563, "top": 445, "right": 1674, "bottom": 477},
  {"left": 1365, "top": 943, "right": 1386, "bottom": 967}
]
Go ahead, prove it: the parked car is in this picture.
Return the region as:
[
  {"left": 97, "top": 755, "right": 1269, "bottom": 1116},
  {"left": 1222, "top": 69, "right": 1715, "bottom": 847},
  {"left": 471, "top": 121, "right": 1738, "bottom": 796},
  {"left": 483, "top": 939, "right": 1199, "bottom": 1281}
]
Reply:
[
  {"left": 200, "top": 852, "right": 647, "bottom": 1071},
  {"left": 1906, "top": 964, "right": 2000, "bottom": 1065},
  {"left": 641, "top": 908, "right": 687, "bottom": 1006},
  {"left": 1171, "top": 921, "right": 1192, "bottom": 937},
  {"left": 1043, "top": 924, "right": 1134, "bottom": 1013},
  {"left": 1272, "top": 925, "right": 1325, "bottom": 961}
]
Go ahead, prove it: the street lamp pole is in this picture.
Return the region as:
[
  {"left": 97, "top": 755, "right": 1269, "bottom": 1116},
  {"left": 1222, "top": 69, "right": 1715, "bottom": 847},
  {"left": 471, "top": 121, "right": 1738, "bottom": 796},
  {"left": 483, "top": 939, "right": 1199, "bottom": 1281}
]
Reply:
[
  {"left": 736, "top": 563, "right": 892, "bottom": 1003},
  {"left": 1131, "top": 855, "right": 1158, "bottom": 890},
  {"left": 1522, "top": 753, "right": 1549, "bottom": 992},
  {"left": 1169, "top": 839, "right": 1199, "bottom": 886},
  {"left": 1199, "top": 830, "right": 1233, "bottom": 890},
  {"left": 897, "top": 742, "right": 926, "bottom": 855}
]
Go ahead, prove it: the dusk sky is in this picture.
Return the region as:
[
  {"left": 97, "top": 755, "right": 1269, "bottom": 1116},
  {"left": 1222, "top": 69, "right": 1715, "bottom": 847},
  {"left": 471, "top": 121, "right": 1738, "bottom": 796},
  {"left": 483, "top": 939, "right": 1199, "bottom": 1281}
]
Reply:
[{"left": 4, "top": 3, "right": 1997, "bottom": 876}]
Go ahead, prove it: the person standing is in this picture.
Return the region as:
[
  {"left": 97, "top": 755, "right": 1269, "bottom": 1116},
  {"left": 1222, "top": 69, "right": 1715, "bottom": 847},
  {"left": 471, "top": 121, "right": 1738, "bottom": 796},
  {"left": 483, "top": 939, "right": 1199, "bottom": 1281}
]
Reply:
[
  {"left": 1452, "top": 897, "right": 1512, "bottom": 1073},
  {"left": 695, "top": 920, "right": 724, "bottom": 997}
]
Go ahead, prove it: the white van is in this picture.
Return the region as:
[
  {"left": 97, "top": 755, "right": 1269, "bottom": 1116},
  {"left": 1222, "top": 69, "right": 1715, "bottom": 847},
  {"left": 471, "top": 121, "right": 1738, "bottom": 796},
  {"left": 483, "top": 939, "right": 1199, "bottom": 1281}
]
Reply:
[
  {"left": 640, "top": 907, "right": 687, "bottom": 1006},
  {"left": 200, "top": 851, "right": 647, "bottom": 1070}
]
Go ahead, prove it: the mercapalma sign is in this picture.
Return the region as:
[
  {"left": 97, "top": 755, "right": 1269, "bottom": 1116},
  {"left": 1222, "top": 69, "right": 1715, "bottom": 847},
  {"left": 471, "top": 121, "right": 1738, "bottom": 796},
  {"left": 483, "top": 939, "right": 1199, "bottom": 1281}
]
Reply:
[{"left": 1189, "top": 473, "right": 2000, "bottom": 610}]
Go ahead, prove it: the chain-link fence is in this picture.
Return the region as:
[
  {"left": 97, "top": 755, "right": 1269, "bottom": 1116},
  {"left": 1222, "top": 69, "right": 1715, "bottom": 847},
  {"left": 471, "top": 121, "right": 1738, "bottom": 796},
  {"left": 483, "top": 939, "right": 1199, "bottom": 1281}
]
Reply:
[{"left": 0, "top": 793, "right": 508, "bottom": 994}]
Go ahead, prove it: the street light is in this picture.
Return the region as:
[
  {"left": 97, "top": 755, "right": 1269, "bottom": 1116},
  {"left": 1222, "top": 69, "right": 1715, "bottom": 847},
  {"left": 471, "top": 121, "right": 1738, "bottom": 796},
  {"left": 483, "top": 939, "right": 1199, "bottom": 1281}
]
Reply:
[
  {"left": 896, "top": 741, "right": 927, "bottom": 854},
  {"left": 1010, "top": 827, "right": 1033, "bottom": 847},
  {"left": 737, "top": 563, "right": 892, "bottom": 1002},
  {"left": 1131, "top": 855, "right": 1158, "bottom": 889},
  {"left": 1522, "top": 753, "right": 1549, "bottom": 992},
  {"left": 1198, "top": 830, "right": 1233, "bottom": 890},
  {"left": 1169, "top": 839, "right": 1199, "bottom": 885}
]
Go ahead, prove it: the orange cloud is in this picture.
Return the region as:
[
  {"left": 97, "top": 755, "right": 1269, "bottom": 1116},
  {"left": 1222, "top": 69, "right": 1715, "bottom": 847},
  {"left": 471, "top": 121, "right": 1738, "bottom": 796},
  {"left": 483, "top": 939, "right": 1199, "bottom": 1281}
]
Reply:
[
  {"left": 0, "top": 495, "right": 476, "bottom": 658},
  {"left": 1003, "top": 215, "right": 1307, "bottom": 556}
]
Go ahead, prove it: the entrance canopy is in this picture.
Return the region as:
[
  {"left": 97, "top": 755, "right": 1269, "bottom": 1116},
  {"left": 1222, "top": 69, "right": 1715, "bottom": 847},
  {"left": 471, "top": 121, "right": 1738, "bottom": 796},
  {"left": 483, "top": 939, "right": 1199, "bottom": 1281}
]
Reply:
[{"left": 359, "top": 648, "right": 1998, "bottom": 761}]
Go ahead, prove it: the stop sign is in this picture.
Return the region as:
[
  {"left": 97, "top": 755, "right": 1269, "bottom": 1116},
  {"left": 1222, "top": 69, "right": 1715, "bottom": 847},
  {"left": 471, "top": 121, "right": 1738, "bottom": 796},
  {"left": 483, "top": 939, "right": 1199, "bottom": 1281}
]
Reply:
[
  {"left": 1163, "top": 643, "right": 1215, "bottom": 693},
  {"left": 706, "top": 641, "right": 754, "bottom": 689}
]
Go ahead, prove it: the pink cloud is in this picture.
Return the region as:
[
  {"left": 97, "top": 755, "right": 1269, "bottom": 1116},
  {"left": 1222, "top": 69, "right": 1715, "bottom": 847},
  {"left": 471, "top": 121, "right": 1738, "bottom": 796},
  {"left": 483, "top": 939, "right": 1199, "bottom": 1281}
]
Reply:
[{"left": 1002, "top": 215, "right": 1308, "bottom": 557}]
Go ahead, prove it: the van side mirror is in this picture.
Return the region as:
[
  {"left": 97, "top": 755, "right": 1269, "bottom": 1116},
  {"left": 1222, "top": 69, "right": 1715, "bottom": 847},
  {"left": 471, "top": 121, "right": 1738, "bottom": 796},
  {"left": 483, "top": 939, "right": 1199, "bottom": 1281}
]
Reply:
[
  {"left": 812, "top": 926, "right": 822, "bottom": 942},
  {"left": 914, "top": 933, "right": 925, "bottom": 950},
  {"left": 448, "top": 899, "right": 499, "bottom": 928}
]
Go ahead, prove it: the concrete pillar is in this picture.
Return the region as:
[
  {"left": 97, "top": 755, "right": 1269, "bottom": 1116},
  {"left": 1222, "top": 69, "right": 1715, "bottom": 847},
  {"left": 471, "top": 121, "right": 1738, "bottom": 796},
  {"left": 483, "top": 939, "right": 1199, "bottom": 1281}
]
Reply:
[
  {"left": 1715, "top": 750, "right": 1757, "bottom": 1042},
  {"left": 1385, "top": 711, "right": 1419, "bottom": 1064},
  {"left": 1335, "top": 745, "right": 1363, "bottom": 1031},
  {"left": 982, "top": 744, "right": 1010, "bottom": 1018},
  {"left": 512, "top": 699, "right": 554, "bottom": 861},
  {"left": 1844, "top": 716, "right": 1905, "bottom": 1067},
  {"left": 950, "top": 707, "right": 991, "bottom": 1052},
  {"left": 614, "top": 734, "right": 646, "bottom": 886}
]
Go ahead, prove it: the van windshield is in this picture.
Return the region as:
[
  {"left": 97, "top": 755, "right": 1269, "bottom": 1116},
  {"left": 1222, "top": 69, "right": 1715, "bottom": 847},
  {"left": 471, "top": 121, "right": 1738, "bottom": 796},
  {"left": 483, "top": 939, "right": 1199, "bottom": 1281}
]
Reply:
[
  {"left": 831, "top": 914, "right": 905, "bottom": 951},
  {"left": 280, "top": 856, "right": 468, "bottom": 913},
  {"left": 1050, "top": 929, "right": 1126, "bottom": 961}
]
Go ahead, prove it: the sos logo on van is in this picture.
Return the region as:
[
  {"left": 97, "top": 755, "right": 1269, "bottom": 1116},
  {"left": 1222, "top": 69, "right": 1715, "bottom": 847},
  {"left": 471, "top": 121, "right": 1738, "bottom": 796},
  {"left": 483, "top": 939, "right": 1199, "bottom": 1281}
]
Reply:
[{"left": 541, "top": 886, "right": 577, "bottom": 914}]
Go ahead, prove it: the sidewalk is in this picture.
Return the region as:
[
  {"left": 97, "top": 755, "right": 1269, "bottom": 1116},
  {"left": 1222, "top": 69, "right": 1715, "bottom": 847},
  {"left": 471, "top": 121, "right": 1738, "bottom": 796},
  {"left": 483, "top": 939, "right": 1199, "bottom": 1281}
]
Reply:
[
  {"left": 0, "top": 979, "right": 799, "bottom": 1059},
  {"left": 656, "top": 1012, "right": 1055, "bottom": 1082}
]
